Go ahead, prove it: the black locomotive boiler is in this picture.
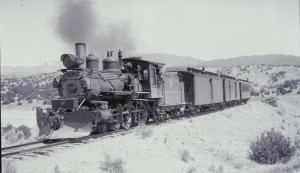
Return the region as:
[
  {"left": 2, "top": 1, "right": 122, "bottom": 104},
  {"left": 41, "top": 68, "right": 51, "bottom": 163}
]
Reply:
[{"left": 36, "top": 43, "right": 250, "bottom": 139}]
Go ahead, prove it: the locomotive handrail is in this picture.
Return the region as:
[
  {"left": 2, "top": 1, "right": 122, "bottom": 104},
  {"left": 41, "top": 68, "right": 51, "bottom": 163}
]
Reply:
[
  {"left": 77, "top": 99, "right": 86, "bottom": 110},
  {"left": 32, "top": 107, "right": 48, "bottom": 111},
  {"left": 106, "top": 91, "right": 151, "bottom": 95}
]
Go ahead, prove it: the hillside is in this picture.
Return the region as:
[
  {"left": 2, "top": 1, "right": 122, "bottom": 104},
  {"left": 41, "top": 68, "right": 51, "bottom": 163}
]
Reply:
[
  {"left": 1, "top": 62, "right": 64, "bottom": 76},
  {"left": 2, "top": 64, "right": 300, "bottom": 107},
  {"left": 1, "top": 72, "right": 60, "bottom": 106},
  {"left": 2, "top": 95, "right": 300, "bottom": 172},
  {"left": 206, "top": 65, "right": 300, "bottom": 96},
  {"left": 198, "top": 54, "right": 300, "bottom": 67}
]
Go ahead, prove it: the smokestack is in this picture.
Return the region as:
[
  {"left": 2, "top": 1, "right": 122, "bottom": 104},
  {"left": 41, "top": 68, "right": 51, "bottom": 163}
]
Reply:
[{"left": 75, "top": 43, "right": 86, "bottom": 68}]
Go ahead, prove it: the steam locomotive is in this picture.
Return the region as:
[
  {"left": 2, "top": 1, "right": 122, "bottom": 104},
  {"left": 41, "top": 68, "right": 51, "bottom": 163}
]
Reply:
[{"left": 36, "top": 43, "right": 250, "bottom": 139}]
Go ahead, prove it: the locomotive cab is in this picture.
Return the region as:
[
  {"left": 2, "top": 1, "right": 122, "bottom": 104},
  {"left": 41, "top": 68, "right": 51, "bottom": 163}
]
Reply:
[{"left": 122, "top": 57, "right": 164, "bottom": 98}]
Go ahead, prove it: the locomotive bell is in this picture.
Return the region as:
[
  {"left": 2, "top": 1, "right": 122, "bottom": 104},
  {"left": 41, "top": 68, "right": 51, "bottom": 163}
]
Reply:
[
  {"left": 102, "top": 50, "right": 121, "bottom": 73},
  {"left": 86, "top": 52, "right": 99, "bottom": 70}
]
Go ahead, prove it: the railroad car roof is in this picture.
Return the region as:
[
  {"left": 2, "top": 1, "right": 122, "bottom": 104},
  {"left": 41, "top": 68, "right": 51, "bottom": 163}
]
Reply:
[
  {"left": 166, "top": 66, "right": 249, "bottom": 82},
  {"left": 123, "top": 57, "right": 165, "bottom": 67},
  {"left": 166, "top": 66, "right": 219, "bottom": 77}
]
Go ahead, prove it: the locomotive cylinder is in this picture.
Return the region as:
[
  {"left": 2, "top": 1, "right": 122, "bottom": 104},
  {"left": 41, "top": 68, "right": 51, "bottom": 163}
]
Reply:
[
  {"left": 93, "top": 103, "right": 113, "bottom": 123},
  {"left": 75, "top": 43, "right": 86, "bottom": 69}
]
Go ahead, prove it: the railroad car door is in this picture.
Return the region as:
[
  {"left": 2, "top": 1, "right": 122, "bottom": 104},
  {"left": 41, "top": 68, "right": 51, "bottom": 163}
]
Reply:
[
  {"left": 181, "top": 73, "right": 194, "bottom": 104},
  {"left": 149, "top": 64, "right": 163, "bottom": 98},
  {"left": 209, "top": 78, "right": 213, "bottom": 102},
  {"left": 223, "top": 79, "right": 226, "bottom": 102},
  {"left": 239, "top": 82, "right": 242, "bottom": 100},
  {"left": 228, "top": 81, "right": 231, "bottom": 100},
  {"left": 138, "top": 64, "right": 150, "bottom": 92},
  {"left": 235, "top": 82, "right": 237, "bottom": 99}
]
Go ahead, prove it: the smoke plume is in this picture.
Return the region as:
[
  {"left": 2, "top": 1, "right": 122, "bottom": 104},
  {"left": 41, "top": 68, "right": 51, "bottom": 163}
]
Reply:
[{"left": 56, "top": 0, "right": 135, "bottom": 59}]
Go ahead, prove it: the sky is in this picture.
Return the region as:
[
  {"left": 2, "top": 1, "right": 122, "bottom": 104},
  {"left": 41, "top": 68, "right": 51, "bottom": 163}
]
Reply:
[{"left": 0, "top": 0, "right": 299, "bottom": 67}]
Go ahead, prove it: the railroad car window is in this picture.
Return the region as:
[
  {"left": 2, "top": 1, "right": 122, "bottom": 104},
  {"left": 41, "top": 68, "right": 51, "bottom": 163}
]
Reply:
[
  {"left": 209, "top": 79, "right": 213, "bottom": 101},
  {"left": 151, "top": 67, "right": 157, "bottom": 85},
  {"left": 242, "top": 84, "right": 249, "bottom": 92},
  {"left": 228, "top": 81, "right": 231, "bottom": 99},
  {"left": 235, "top": 82, "right": 237, "bottom": 97},
  {"left": 143, "top": 69, "right": 149, "bottom": 81}
]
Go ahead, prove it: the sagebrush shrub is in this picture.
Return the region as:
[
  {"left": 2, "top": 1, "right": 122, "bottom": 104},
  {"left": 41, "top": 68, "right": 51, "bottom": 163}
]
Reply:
[
  {"left": 140, "top": 127, "right": 153, "bottom": 138},
  {"left": 9, "top": 97, "right": 15, "bottom": 102},
  {"left": 2, "top": 124, "right": 14, "bottom": 133},
  {"left": 2, "top": 100, "right": 10, "bottom": 105},
  {"left": 249, "top": 129, "right": 295, "bottom": 164},
  {"left": 4, "top": 129, "right": 25, "bottom": 145},
  {"left": 43, "top": 99, "right": 51, "bottom": 105},
  {"left": 187, "top": 167, "right": 196, "bottom": 173},
  {"left": 53, "top": 165, "right": 61, "bottom": 173},
  {"left": 1, "top": 124, "right": 32, "bottom": 146},
  {"left": 16, "top": 125, "right": 32, "bottom": 139},
  {"left": 208, "top": 165, "right": 223, "bottom": 173},
  {"left": 180, "top": 149, "right": 191, "bottom": 163},
  {"left": 100, "top": 154, "right": 125, "bottom": 173}
]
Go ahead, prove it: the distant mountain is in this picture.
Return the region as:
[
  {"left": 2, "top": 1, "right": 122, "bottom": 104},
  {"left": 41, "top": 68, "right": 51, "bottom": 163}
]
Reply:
[
  {"left": 2, "top": 54, "right": 300, "bottom": 75},
  {"left": 1, "top": 62, "right": 64, "bottom": 76},
  {"left": 1, "top": 53, "right": 203, "bottom": 75},
  {"left": 197, "top": 54, "right": 300, "bottom": 67},
  {"left": 134, "top": 53, "right": 203, "bottom": 68}
]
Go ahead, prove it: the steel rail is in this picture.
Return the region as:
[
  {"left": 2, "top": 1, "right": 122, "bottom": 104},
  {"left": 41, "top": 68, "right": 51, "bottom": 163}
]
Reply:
[
  {"left": 1, "top": 127, "right": 134, "bottom": 158},
  {"left": 1, "top": 140, "right": 44, "bottom": 151}
]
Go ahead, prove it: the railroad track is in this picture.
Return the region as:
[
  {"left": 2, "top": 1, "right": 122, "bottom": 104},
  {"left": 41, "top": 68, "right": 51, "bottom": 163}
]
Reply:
[
  {"left": 2, "top": 139, "right": 67, "bottom": 159},
  {"left": 2, "top": 115, "right": 191, "bottom": 159},
  {"left": 1, "top": 127, "right": 135, "bottom": 159},
  {"left": 2, "top": 99, "right": 266, "bottom": 160}
]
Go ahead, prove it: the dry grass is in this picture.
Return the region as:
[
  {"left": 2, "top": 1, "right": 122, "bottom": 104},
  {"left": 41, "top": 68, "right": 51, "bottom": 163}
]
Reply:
[
  {"left": 179, "top": 149, "right": 192, "bottom": 163},
  {"left": 100, "top": 154, "right": 125, "bottom": 173},
  {"left": 187, "top": 167, "right": 196, "bottom": 173},
  {"left": 208, "top": 165, "right": 224, "bottom": 173},
  {"left": 2, "top": 160, "right": 17, "bottom": 173},
  {"left": 259, "top": 155, "right": 300, "bottom": 173},
  {"left": 53, "top": 165, "right": 61, "bottom": 173},
  {"left": 140, "top": 127, "right": 153, "bottom": 139}
]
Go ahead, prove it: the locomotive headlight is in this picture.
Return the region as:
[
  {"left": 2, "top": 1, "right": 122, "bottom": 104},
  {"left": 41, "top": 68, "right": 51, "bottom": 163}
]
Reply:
[
  {"left": 61, "top": 54, "right": 84, "bottom": 69},
  {"left": 67, "top": 83, "right": 77, "bottom": 93}
]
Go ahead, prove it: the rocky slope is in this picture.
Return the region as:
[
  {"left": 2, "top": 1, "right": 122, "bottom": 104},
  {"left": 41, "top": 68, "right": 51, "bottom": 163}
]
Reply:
[
  {"left": 206, "top": 65, "right": 300, "bottom": 96},
  {"left": 198, "top": 54, "right": 300, "bottom": 67}
]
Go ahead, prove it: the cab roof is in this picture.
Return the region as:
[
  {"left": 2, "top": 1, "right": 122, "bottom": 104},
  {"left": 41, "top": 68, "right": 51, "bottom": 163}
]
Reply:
[{"left": 123, "top": 57, "right": 165, "bottom": 68}]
